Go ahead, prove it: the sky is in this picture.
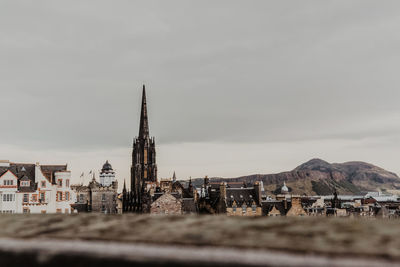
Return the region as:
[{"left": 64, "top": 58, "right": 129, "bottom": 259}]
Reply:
[{"left": 1, "top": 1, "right": 400, "bottom": 188}]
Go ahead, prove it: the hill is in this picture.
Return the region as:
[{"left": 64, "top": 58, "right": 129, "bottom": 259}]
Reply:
[{"left": 188, "top": 159, "right": 400, "bottom": 195}]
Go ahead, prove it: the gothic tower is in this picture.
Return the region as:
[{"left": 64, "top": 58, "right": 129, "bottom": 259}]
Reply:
[{"left": 131, "top": 85, "right": 157, "bottom": 211}]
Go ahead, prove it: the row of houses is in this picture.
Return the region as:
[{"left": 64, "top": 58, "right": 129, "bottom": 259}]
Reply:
[
  {"left": 0, "top": 160, "right": 119, "bottom": 214},
  {"left": 0, "top": 160, "right": 72, "bottom": 214},
  {"left": 151, "top": 177, "right": 400, "bottom": 217},
  {"left": 1, "top": 158, "right": 399, "bottom": 217}
]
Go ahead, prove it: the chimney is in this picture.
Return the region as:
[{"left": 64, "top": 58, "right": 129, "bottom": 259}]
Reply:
[
  {"left": 219, "top": 182, "right": 227, "bottom": 213},
  {"left": 254, "top": 181, "right": 262, "bottom": 205}
]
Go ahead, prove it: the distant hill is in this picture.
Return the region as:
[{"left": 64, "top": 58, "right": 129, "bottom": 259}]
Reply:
[{"left": 187, "top": 159, "right": 400, "bottom": 195}]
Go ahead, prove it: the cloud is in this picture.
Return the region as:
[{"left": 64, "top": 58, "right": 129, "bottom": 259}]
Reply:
[{"left": 1, "top": 1, "right": 400, "bottom": 178}]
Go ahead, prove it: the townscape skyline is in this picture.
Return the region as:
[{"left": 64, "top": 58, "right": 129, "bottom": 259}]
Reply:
[{"left": 1, "top": 1, "right": 400, "bottom": 185}]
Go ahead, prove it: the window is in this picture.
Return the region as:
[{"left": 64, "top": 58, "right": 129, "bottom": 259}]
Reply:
[
  {"left": 40, "top": 193, "right": 45, "bottom": 202},
  {"left": 252, "top": 205, "right": 257, "bottom": 213},
  {"left": 23, "top": 194, "right": 29, "bottom": 203},
  {"left": 144, "top": 149, "right": 148, "bottom": 164},
  {"left": 57, "top": 179, "right": 62, "bottom": 187},
  {"left": 57, "top": 192, "right": 63, "bottom": 201},
  {"left": 65, "top": 192, "right": 70, "bottom": 201},
  {"left": 233, "top": 206, "right": 237, "bottom": 212},
  {"left": 41, "top": 181, "right": 46, "bottom": 188},
  {"left": 102, "top": 194, "right": 106, "bottom": 201},
  {"left": 21, "top": 181, "right": 30, "bottom": 187},
  {"left": 4, "top": 180, "right": 13, "bottom": 186},
  {"left": 32, "top": 195, "right": 37, "bottom": 202},
  {"left": 242, "top": 205, "right": 247, "bottom": 213},
  {"left": 66, "top": 179, "right": 70, "bottom": 187},
  {"left": 3, "top": 194, "right": 14, "bottom": 202},
  {"left": 101, "top": 205, "right": 106, "bottom": 212},
  {"left": 79, "top": 194, "right": 85, "bottom": 203}
]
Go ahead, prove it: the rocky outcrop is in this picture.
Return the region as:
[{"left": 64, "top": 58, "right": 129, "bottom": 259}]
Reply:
[{"left": 191, "top": 159, "right": 400, "bottom": 195}]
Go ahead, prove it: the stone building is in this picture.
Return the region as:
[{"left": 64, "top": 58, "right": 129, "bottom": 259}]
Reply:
[
  {"left": 262, "top": 183, "right": 307, "bottom": 216},
  {"left": 150, "top": 193, "right": 183, "bottom": 215},
  {"left": 286, "top": 196, "right": 307, "bottom": 216},
  {"left": 71, "top": 161, "right": 118, "bottom": 214},
  {"left": 198, "top": 178, "right": 263, "bottom": 216}
]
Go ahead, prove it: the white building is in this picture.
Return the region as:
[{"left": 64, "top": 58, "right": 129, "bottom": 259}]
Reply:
[
  {"left": 99, "top": 160, "right": 116, "bottom": 187},
  {"left": 0, "top": 160, "right": 73, "bottom": 214}
]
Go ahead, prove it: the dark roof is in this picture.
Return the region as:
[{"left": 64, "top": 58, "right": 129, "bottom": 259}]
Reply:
[
  {"left": 262, "top": 200, "right": 291, "bottom": 216},
  {"left": 40, "top": 165, "right": 68, "bottom": 184},
  {"left": 0, "top": 163, "right": 35, "bottom": 181},
  {"left": 226, "top": 188, "right": 259, "bottom": 207},
  {"left": 0, "top": 163, "right": 37, "bottom": 192},
  {"left": 102, "top": 161, "right": 113, "bottom": 172},
  {"left": 20, "top": 175, "right": 30, "bottom": 181}
]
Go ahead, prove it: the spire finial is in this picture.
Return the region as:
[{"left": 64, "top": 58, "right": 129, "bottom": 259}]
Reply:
[
  {"left": 123, "top": 179, "right": 127, "bottom": 193},
  {"left": 138, "top": 85, "right": 149, "bottom": 139},
  {"left": 173, "top": 171, "right": 176, "bottom": 182}
]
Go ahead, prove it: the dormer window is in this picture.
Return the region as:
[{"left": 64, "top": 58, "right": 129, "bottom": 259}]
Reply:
[
  {"left": 21, "top": 181, "right": 30, "bottom": 187},
  {"left": 252, "top": 204, "right": 257, "bottom": 213}
]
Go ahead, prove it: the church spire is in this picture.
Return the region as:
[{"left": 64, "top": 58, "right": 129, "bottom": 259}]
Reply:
[
  {"left": 123, "top": 179, "right": 127, "bottom": 193},
  {"left": 139, "top": 84, "right": 149, "bottom": 139}
]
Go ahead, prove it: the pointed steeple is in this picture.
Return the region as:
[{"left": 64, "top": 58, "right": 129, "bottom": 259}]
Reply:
[
  {"left": 123, "top": 179, "right": 127, "bottom": 193},
  {"left": 139, "top": 84, "right": 149, "bottom": 139},
  {"left": 172, "top": 171, "right": 176, "bottom": 182}
]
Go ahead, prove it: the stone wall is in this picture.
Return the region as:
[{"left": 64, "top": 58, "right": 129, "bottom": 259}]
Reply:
[
  {"left": 226, "top": 207, "right": 262, "bottom": 216},
  {"left": 150, "top": 193, "right": 182, "bottom": 215},
  {"left": 91, "top": 190, "right": 117, "bottom": 214}
]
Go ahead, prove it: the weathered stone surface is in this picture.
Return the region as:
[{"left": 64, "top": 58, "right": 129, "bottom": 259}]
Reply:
[
  {"left": 0, "top": 214, "right": 398, "bottom": 262},
  {"left": 150, "top": 193, "right": 182, "bottom": 215}
]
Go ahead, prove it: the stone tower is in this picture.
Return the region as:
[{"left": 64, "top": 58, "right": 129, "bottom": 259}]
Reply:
[{"left": 131, "top": 85, "right": 157, "bottom": 211}]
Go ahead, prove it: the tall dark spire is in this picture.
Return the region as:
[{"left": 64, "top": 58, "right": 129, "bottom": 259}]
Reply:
[{"left": 139, "top": 85, "right": 149, "bottom": 139}]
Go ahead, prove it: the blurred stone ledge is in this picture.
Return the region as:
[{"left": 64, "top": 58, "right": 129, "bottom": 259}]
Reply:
[
  {"left": 0, "top": 238, "right": 396, "bottom": 267},
  {"left": 0, "top": 214, "right": 400, "bottom": 266}
]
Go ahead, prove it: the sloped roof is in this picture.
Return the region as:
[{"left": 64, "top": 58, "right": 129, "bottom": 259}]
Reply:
[
  {"left": 226, "top": 188, "right": 259, "bottom": 207},
  {"left": 40, "top": 165, "right": 68, "bottom": 184}
]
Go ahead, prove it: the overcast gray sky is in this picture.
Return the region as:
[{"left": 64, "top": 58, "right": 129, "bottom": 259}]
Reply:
[{"left": 1, "top": 1, "right": 400, "bottom": 186}]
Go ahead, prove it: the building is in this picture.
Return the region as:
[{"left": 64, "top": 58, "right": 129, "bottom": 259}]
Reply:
[
  {"left": 100, "top": 160, "right": 116, "bottom": 187},
  {"left": 131, "top": 85, "right": 157, "bottom": 212},
  {"left": 0, "top": 160, "right": 73, "bottom": 214},
  {"left": 71, "top": 161, "right": 118, "bottom": 214},
  {"left": 123, "top": 86, "right": 198, "bottom": 214},
  {"left": 197, "top": 178, "right": 263, "bottom": 216}
]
